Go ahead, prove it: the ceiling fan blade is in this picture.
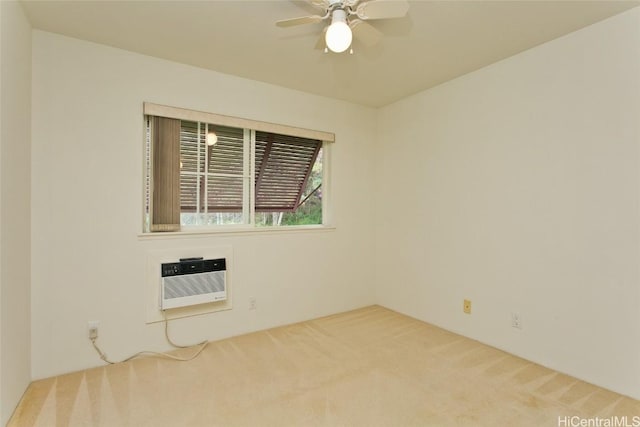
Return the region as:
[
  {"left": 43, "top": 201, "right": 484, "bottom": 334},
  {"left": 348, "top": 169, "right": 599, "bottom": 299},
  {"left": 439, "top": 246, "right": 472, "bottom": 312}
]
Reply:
[
  {"left": 314, "top": 26, "right": 328, "bottom": 50},
  {"left": 276, "top": 15, "right": 324, "bottom": 28},
  {"left": 355, "top": 0, "right": 409, "bottom": 20},
  {"left": 344, "top": 0, "right": 362, "bottom": 8},
  {"left": 350, "top": 19, "right": 382, "bottom": 47},
  {"left": 307, "top": 0, "right": 330, "bottom": 10}
]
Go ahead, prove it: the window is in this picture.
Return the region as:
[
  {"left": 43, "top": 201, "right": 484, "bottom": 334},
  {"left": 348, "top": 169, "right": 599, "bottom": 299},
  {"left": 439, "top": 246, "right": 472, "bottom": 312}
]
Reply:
[
  {"left": 143, "top": 103, "right": 333, "bottom": 232},
  {"left": 178, "top": 122, "right": 248, "bottom": 226}
]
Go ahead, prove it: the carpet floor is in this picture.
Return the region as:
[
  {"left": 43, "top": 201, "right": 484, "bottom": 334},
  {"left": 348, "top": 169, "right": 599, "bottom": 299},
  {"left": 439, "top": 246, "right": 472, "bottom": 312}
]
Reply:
[{"left": 9, "top": 305, "right": 640, "bottom": 426}]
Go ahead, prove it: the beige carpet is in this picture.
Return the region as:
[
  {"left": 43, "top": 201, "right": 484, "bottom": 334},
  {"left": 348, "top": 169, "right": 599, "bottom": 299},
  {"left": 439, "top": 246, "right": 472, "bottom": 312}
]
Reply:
[{"left": 9, "top": 305, "right": 640, "bottom": 426}]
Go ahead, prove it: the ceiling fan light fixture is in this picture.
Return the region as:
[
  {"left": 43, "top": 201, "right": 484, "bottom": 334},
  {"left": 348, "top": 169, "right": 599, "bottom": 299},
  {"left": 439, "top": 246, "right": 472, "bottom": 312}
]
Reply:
[
  {"left": 325, "top": 9, "right": 352, "bottom": 53},
  {"left": 207, "top": 131, "right": 218, "bottom": 146}
]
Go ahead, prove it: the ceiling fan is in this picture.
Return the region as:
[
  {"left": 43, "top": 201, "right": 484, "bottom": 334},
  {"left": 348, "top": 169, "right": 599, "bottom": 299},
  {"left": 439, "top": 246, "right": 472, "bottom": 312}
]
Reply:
[{"left": 276, "top": 0, "right": 410, "bottom": 53}]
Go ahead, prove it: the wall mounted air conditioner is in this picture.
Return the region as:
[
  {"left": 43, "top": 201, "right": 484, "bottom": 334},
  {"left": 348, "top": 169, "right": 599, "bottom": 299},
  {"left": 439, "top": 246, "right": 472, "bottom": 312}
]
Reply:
[{"left": 160, "top": 258, "right": 226, "bottom": 310}]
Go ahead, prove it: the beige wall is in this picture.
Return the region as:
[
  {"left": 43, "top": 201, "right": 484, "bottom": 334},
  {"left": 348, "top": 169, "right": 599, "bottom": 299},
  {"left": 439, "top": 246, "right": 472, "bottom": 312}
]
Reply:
[
  {"left": 0, "top": 1, "right": 32, "bottom": 423},
  {"left": 31, "top": 31, "right": 377, "bottom": 379},
  {"left": 375, "top": 8, "right": 640, "bottom": 399}
]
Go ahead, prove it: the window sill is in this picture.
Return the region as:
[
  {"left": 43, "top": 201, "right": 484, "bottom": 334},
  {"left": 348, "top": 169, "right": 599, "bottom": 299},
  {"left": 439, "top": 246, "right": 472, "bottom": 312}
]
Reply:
[{"left": 137, "top": 224, "right": 335, "bottom": 240}]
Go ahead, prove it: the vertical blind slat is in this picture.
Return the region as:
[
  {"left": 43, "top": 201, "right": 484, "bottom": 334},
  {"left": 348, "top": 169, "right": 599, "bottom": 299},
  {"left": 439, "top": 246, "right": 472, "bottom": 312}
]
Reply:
[{"left": 151, "top": 117, "right": 181, "bottom": 231}]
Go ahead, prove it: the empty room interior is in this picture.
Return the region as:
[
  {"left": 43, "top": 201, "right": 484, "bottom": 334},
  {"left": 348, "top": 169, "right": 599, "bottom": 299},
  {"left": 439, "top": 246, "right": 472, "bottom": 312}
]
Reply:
[{"left": 2, "top": 0, "right": 640, "bottom": 425}]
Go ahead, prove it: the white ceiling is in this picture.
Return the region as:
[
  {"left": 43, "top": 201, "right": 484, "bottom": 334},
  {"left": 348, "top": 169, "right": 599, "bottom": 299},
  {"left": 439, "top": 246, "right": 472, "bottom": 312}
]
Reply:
[{"left": 21, "top": 0, "right": 640, "bottom": 107}]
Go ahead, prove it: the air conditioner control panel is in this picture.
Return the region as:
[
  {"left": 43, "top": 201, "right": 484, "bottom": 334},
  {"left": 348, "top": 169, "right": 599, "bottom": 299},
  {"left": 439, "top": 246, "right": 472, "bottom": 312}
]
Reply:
[{"left": 161, "top": 258, "right": 226, "bottom": 277}]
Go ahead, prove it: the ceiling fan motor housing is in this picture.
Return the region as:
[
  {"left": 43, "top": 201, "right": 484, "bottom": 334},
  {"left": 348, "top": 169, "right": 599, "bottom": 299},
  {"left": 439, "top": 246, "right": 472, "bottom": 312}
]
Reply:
[{"left": 331, "top": 9, "right": 348, "bottom": 24}]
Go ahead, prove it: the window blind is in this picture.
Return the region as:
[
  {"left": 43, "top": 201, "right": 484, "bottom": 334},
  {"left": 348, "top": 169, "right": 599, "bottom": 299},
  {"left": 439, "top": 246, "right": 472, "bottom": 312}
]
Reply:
[
  {"left": 255, "top": 131, "right": 321, "bottom": 212},
  {"left": 179, "top": 121, "right": 245, "bottom": 212},
  {"left": 151, "top": 117, "right": 181, "bottom": 231}
]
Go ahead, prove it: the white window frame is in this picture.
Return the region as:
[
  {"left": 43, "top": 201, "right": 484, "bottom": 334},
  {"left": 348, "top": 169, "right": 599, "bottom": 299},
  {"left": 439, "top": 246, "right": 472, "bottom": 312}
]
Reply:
[{"left": 142, "top": 103, "right": 334, "bottom": 234}]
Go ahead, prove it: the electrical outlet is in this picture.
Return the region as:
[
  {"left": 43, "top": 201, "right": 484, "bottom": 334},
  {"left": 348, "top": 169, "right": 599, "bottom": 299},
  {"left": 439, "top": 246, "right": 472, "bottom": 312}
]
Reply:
[
  {"left": 87, "top": 321, "right": 99, "bottom": 339},
  {"left": 463, "top": 299, "right": 471, "bottom": 314},
  {"left": 249, "top": 297, "right": 257, "bottom": 310},
  {"left": 511, "top": 312, "right": 522, "bottom": 329}
]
